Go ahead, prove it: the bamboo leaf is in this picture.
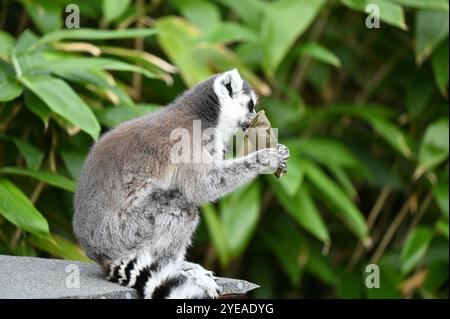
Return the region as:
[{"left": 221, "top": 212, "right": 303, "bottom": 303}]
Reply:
[
  {"left": 401, "top": 227, "right": 434, "bottom": 274},
  {"left": 202, "top": 203, "right": 231, "bottom": 266},
  {"left": 261, "top": 0, "right": 326, "bottom": 75},
  {"left": 20, "top": 75, "right": 100, "bottom": 140},
  {"left": 102, "top": 0, "right": 131, "bottom": 23},
  {"left": 415, "top": 10, "right": 449, "bottom": 65},
  {"left": 28, "top": 234, "right": 91, "bottom": 261},
  {"left": 220, "top": 183, "right": 261, "bottom": 256},
  {"left": 272, "top": 179, "right": 330, "bottom": 243},
  {"left": 431, "top": 41, "right": 449, "bottom": 96},
  {"left": 299, "top": 42, "right": 341, "bottom": 68},
  {"left": 0, "top": 167, "right": 76, "bottom": 192},
  {"left": 417, "top": 118, "right": 449, "bottom": 175},
  {"left": 0, "top": 178, "right": 50, "bottom": 238},
  {"left": 303, "top": 160, "right": 368, "bottom": 240},
  {"left": 0, "top": 63, "right": 23, "bottom": 102},
  {"left": 0, "top": 30, "right": 15, "bottom": 60},
  {"left": 341, "top": 0, "right": 407, "bottom": 30},
  {"left": 38, "top": 28, "right": 158, "bottom": 46}
]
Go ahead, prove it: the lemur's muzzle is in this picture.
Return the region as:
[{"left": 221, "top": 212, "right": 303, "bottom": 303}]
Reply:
[{"left": 240, "top": 121, "right": 250, "bottom": 131}]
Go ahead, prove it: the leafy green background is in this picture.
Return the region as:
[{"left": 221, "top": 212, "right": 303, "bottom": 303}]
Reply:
[{"left": 0, "top": 0, "right": 448, "bottom": 298}]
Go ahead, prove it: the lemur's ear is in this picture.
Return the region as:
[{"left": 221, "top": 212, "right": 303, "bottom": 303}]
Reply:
[{"left": 215, "top": 69, "right": 243, "bottom": 98}]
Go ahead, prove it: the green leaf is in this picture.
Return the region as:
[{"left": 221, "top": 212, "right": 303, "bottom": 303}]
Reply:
[
  {"left": 95, "top": 104, "right": 159, "bottom": 128},
  {"left": 38, "top": 28, "right": 158, "bottom": 46},
  {"left": 340, "top": 0, "right": 407, "bottom": 30},
  {"left": 220, "top": 183, "right": 261, "bottom": 256},
  {"left": 288, "top": 138, "right": 366, "bottom": 170},
  {"left": 336, "top": 272, "right": 363, "bottom": 298},
  {"left": 0, "top": 63, "right": 23, "bottom": 102},
  {"left": 320, "top": 104, "right": 412, "bottom": 158},
  {"left": 365, "top": 263, "right": 401, "bottom": 298},
  {"left": 20, "top": 74, "right": 100, "bottom": 140},
  {"left": 29, "top": 54, "right": 159, "bottom": 80},
  {"left": 417, "top": 118, "right": 449, "bottom": 174},
  {"left": 28, "top": 234, "right": 91, "bottom": 261},
  {"left": 299, "top": 42, "right": 342, "bottom": 68},
  {"left": 98, "top": 46, "right": 177, "bottom": 74},
  {"left": 20, "top": 0, "right": 62, "bottom": 34},
  {"left": 261, "top": 217, "right": 307, "bottom": 285},
  {"left": 60, "top": 149, "right": 86, "bottom": 181},
  {"left": 305, "top": 246, "right": 337, "bottom": 285},
  {"left": 392, "top": 0, "right": 449, "bottom": 10},
  {"left": 368, "top": 116, "right": 412, "bottom": 159},
  {"left": 435, "top": 218, "right": 449, "bottom": 240},
  {"left": 14, "top": 30, "right": 39, "bottom": 53},
  {"left": 215, "top": 0, "right": 267, "bottom": 30},
  {"left": 415, "top": 10, "right": 449, "bottom": 65},
  {"left": 272, "top": 180, "right": 330, "bottom": 243},
  {"left": 171, "top": 0, "right": 220, "bottom": 31},
  {"left": 11, "top": 138, "right": 44, "bottom": 171},
  {"left": 0, "top": 134, "right": 44, "bottom": 171},
  {"left": 423, "top": 262, "right": 449, "bottom": 293},
  {"left": 303, "top": 160, "right": 368, "bottom": 240},
  {"left": 0, "top": 30, "right": 15, "bottom": 60},
  {"left": 155, "top": 17, "right": 211, "bottom": 87},
  {"left": 24, "top": 89, "right": 52, "bottom": 127},
  {"left": 431, "top": 40, "right": 449, "bottom": 96},
  {"left": 202, "top": 203, "right": 231, "bottom": 266},
  {"left": 433, "top": 175, "right": 449, "bottom": 219},
  {"left": 406, "top": 74, "right": 434, "bottom": 119},
  {"left": 328, "top": 164, "right": 358, "bottom": 200},
  {"left": 102, "top": 0, "right": 131, "bottom": 23},
  {"left": 0, "top": 178, "right": 50, "bottom": 238},
  {"left": 278, "top": 157, "right": 304, "bottom": 197},
  {"left": 261, "top": 0, "right": 326, "bottom": 75},
  {"left": 54, "top": 68, "right": 134, "bottom": 106},
  {"left": 401, "top": 227, "right": 434, "bottom": 274},
  {"left": 0, "top": 167, "right": 76, "bottom": 192},
  {"left": 200, "top": 22, "right": 258, "bottom": 44}
]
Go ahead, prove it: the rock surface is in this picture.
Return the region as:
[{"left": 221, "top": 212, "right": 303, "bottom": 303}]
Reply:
[{"left": 0, "top": 255, "right": 258, "bottom": 299}]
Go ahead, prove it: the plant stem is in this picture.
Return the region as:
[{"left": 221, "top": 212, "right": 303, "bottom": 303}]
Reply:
[
  {"left": 347, "top": 186, "right": 391, "bottom": 271},
  {"left": 370, "top": 193, "right": 417, "bottom": 264}
]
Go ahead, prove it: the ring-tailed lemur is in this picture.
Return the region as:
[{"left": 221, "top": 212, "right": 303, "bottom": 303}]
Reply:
[{"left": 73, "top": 69, "right": 289, "bottom": 299}]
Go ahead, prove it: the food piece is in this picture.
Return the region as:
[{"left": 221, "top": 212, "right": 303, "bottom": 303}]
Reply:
[{"left": 242, "top": 110, "right": 286, "bottom": 178}]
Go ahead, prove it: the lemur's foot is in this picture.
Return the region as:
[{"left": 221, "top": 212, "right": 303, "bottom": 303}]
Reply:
[
  {"left": 180, "top": 262, "right": 221, "bottom": 298},
  {"left": 180, "top": 261, "right": 214, "bottom": 277}
]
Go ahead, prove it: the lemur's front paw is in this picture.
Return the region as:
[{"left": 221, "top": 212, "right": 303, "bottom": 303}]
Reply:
[
  {"left": 256, "top": 148, "right": 280, "bottom": 172},
  {"left": 257, "top": 144, "right": 290, "bottom": 173},
  {"left": 278, "top": 143, "right": 290, "bottom": 172}
]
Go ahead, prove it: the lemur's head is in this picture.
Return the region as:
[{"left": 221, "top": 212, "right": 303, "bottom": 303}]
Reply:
[{"left": 213, "top": 69, "right": 257, "bottom": 131}]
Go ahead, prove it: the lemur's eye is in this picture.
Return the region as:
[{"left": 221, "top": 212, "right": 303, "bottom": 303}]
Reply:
[
  {"left": 247, "top": 99, "right": 254, "bottom": 112},
  {"left": 225, "top": 82, "right": 233, "bottom": 97}
]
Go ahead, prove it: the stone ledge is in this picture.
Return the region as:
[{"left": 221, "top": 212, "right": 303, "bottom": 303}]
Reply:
[{"left": 0, "top": 255, "right": 258, "bottom": 299}]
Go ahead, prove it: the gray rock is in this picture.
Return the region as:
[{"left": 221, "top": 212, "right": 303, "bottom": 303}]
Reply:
[{"left": 0, "top": 255, "right": 258, "bottom": 299}]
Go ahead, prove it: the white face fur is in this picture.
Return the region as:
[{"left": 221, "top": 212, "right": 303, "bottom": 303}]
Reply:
[{"left": 213, "top": 69, "right": 257, "bottom": 142}]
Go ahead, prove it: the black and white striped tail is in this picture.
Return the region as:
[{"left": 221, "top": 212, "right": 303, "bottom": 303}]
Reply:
[{"left": 106, "top": 253, "right": 220, "bottom": 299}]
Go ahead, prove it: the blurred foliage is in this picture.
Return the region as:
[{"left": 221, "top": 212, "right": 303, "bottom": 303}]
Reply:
[{"left": 0, "top": 0, "right": 448, "bottom": 298}]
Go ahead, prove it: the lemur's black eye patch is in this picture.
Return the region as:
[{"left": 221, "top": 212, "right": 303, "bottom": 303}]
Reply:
[
  {"left": 248, "top": 99, "right": 255, "bottom": 112},
  {"left": 225, "top": 82, "right": 233, "bottom": 97}
]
